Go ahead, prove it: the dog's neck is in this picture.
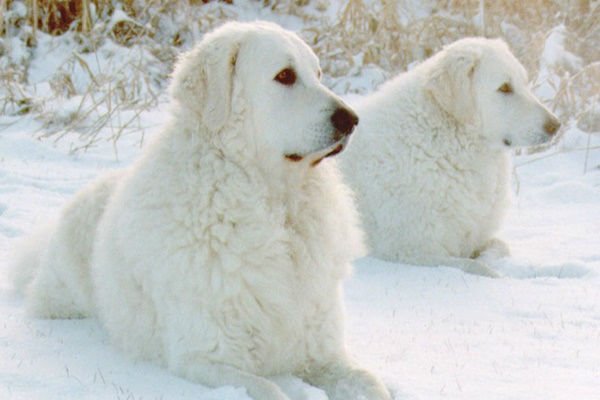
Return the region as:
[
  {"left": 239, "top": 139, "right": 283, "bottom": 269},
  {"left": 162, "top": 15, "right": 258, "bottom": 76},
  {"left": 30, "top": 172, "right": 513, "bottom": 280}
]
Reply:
[{"left": 176, "top": 115, "right": 314, "bottom": 201}]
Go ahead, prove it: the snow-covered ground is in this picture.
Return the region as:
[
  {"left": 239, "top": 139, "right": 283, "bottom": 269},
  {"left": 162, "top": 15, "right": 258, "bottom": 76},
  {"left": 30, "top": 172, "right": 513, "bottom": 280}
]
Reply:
[
  {"left": 2, "top": 117, "right": 599, "bottom": 400},
  {"left": 1, "top": 3, "right": 600, "bottom": 400}
]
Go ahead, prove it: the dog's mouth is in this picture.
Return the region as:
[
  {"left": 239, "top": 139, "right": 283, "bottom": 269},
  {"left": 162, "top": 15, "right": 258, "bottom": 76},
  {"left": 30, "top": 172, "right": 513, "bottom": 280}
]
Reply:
[
  {"left": 285, "top": 153, "right": 304, "bottom": 162},
  {"left": 313, "top": 143, "right": 344, "bottom": 161},
  {"left": 503, "top": 130, "right": 558, "bottom": 150},
  {"left": 284, "top": 143, "right": 345, "bottom": 165},
  {"left": 284, "top": 136, "right": 349, "bottom": 166},
  {"left": 310, "top": 143, "right": 345, "bottom": 167},
  {"left": 325, "top": 143, "right": 345, "bottom": 158}
]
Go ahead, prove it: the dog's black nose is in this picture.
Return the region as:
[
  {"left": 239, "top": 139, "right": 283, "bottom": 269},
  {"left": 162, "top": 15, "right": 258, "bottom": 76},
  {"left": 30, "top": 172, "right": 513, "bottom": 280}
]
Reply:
[{"left": 331, "top": 107, "right": 359, "bottom": 137}]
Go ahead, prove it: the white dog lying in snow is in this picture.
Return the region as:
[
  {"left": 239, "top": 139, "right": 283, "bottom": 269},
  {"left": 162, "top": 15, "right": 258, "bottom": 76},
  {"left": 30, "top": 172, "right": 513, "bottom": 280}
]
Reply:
[
  {"left": 340, "top": 37, "right": 560, "bottom": 277},
  {"left": 12, "top": 21, "right": 390, "bottom": 400}
]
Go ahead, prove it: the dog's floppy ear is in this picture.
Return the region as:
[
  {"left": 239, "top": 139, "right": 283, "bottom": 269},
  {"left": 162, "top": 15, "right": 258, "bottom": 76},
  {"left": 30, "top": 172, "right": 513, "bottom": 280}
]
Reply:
[
  {"left": 170, "top": 27, "right": 242, "bottom": 132},
  {"left": 425, "top": 46, "right": 480, "bottom": 125}
]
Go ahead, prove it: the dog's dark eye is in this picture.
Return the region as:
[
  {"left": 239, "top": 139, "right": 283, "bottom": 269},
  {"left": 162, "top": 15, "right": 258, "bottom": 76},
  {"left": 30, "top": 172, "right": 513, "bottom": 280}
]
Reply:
[
  {"left": 498, "top": 83, "right": 513, "bottom": 94},
  {"left": 274, "top": 68, "right": 296, "bottom": 86}
]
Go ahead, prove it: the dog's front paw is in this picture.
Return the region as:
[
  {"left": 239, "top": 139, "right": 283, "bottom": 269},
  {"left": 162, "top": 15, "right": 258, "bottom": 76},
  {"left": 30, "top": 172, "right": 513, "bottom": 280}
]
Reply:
[
  {"left": 461, "top": 258, "right": 500, "bottom": 278},
  {"left": 330, "top": 369, "right": 391, "bottom": 400},
  {"left": 481, "top": 238, "right": 511, "bottom": 258}
]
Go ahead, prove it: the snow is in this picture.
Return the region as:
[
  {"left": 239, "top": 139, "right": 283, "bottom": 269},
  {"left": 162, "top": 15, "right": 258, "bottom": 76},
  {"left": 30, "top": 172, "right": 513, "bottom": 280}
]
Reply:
[{"left": 1, "top": 3, "right": 600, "bottom": 400}]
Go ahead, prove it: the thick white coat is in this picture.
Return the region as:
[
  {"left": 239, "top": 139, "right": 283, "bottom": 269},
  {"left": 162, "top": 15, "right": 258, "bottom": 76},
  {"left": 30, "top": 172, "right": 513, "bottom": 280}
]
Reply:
[
  {"left": 12, "top": 21, "right": 390, "bottom": 400},
  {"left": 340, "top": 38, "right": 560, "bottom": 276}
]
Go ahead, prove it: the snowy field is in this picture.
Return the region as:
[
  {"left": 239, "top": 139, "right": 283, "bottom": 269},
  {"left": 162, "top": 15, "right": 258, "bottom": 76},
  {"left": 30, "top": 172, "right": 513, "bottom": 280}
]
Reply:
[{"left": 1, "top": 2, "right": 600, "bottom": 400}]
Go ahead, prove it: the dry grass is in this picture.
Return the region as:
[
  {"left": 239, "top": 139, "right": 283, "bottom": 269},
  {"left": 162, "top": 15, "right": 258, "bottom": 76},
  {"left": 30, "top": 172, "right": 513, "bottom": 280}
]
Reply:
[
  {"left": 0, "top": 67, "right": 34, "bottom": 115},
  {"left": 309, "top": 0, "right": 599, "bottom": 145},
  {"left": 0, "top": 0, "right": 598, "bottom": 157},
  {"left": 0, "top": 0, "right": 8, "bottom": 36}
]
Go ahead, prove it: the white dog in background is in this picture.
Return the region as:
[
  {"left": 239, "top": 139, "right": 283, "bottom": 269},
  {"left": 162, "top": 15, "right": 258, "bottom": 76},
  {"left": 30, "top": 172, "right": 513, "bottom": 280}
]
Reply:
[
  {"left": 12, "top": 22, "right": 391, "bottom": 400},
  {"left": 340, "top": 38, "right": 561, "bottom": 277}
]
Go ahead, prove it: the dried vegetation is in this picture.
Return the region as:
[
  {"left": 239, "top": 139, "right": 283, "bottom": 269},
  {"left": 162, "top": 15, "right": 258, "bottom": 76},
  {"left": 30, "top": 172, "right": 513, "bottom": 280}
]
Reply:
[{"left": 0, "top": 0, "right": 598, "bottom": 155}]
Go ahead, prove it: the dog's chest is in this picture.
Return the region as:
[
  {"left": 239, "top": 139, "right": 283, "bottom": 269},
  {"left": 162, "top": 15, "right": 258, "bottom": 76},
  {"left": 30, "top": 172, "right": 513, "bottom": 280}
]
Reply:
[
  {"left": 434, "top": 149, "right": 511, "bottom": 248},
  {"left": 172, "top": 160, "right": 348, "bottom": 374},
  {"left": 198, "top": 201, "right": 342, "bottom": 375},
  {"left": 223, "top": 241, "right": 338, "bottom": 375}
]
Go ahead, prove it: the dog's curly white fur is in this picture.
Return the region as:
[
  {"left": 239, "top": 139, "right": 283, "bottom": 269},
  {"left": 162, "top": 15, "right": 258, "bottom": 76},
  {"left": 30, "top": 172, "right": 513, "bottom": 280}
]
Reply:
[
  {"left": 12, "top": 21, "right": 390, "bottom": 400},
  {"left": 340, "top": 38, "right": 560, "bottom": 277}
]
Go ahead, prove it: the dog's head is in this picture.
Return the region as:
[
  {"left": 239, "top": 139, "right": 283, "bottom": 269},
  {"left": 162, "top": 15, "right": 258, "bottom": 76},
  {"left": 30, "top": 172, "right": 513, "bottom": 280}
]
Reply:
[
  {"left": 424, "top": 37, "right": 561, "bottom": 149},
  {"left": 170, "top": 21, "right": 358, "bottom": 166}
]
